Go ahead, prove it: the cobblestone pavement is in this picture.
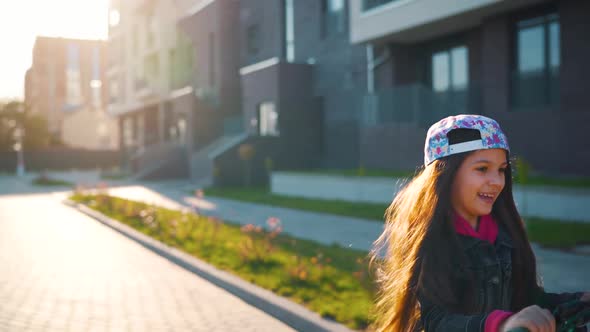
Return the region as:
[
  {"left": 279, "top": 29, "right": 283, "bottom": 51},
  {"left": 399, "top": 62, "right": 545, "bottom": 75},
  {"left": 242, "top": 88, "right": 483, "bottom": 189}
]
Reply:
[{"left": 0, "top": 193, "right": 296, "bottom": 332}]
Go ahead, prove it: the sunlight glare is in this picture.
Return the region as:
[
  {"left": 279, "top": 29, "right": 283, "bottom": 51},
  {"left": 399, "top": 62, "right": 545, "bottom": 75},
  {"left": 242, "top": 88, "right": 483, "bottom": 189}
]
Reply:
[{"left": 0, "top": 0, "right": 109, "bottom": 99}]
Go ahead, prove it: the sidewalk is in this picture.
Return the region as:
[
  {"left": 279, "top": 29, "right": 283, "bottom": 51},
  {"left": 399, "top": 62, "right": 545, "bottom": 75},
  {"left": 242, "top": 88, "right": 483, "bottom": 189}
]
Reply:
[
  {"left": 104, "top": 180, "right": 590, "bottom": 294},
  {"left": 272, "top": 172, "right": 590, "bottom": 223}
]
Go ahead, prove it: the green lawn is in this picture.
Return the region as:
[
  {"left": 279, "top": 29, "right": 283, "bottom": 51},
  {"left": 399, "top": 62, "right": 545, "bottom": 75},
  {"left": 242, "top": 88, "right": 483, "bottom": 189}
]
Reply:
[
  {"left": 526, "top": 217, "right": 590, "bottom": 248},
  {"left": 515, "top": 176, "right": 590, "bottom": 189},
  {"left": 283, "top": 168, "right": 417, "bottom": 179},
  {"left": 203, "top": 187, "right": 388, "bottom": 221},
  {"left": 282, "top": 169, "right": 590, "bottom": 189},
  {"left": 203, "top": 187, "right": 589, "bottom": 249},
  {"left": 32, "top": 176, "right": 73, "bottom": 187},
  {"left": 69, "top": 194, "right": 375, "bottom": 330}
]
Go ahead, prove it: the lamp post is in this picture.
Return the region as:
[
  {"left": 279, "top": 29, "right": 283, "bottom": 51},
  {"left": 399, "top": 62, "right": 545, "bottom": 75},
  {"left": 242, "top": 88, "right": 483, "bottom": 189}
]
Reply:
[
  {"left": 14, "top": 106, "right": 25, "bottom": 177},
  {"left": 14, "top": 128, "right": 25, "bottom": 177}
]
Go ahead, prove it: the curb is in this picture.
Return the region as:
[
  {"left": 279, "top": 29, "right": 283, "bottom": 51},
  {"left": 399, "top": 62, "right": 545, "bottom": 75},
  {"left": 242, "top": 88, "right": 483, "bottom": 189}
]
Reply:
[
  {"left": 62, "top": 199, "right": 356, "bottom": 332},
  {"left": 571, "top": 245, "right": 590, "bottom": 256}
]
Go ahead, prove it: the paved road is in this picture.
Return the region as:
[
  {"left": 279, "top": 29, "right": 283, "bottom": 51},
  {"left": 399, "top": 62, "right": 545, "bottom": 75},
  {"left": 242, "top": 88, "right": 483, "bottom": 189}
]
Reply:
[{"left": 0, "top": 193, "right": 295, "bottom": 332}]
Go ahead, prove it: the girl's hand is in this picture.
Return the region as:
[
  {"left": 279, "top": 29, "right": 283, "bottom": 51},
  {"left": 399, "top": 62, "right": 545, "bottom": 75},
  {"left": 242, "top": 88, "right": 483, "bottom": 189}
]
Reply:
[
  {"left": 580, "top": 292, "right": 590, "bottom": 302},
  {"left": 499, "top": 305, "right": 555, "bottom": 332}
]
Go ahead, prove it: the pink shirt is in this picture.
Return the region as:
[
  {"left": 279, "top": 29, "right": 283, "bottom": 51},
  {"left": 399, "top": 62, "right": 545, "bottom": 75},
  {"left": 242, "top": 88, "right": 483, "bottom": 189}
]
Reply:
[{"left": 453, "top": 213, "right": 514, "bottom": 332}]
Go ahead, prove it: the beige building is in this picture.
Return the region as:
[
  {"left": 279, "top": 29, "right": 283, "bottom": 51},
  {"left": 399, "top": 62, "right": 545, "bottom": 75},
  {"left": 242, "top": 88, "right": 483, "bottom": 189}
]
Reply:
[
  {"left": 107, "top": 0, "right": 196, "bottom": 176},
  {"left": 25, "top": 36, "right": 118, "bottom": 150},
  {"left": 61, "top": 107, "right": 119, "bottom": 150}
]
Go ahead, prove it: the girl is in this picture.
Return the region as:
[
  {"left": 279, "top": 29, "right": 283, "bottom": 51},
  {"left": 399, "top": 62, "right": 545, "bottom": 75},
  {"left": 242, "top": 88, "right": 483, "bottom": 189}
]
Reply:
[{"left": 370, "top": 115, "right": 589, "bottom": 332}]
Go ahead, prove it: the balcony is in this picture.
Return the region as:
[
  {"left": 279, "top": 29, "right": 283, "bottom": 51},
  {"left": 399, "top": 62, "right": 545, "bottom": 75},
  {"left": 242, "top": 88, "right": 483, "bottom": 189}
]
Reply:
[
  {"left": 361, "top": 83, "right": 482, "bottom": 128},
  {"left": 223, "top": 115, "right": 244, "bottom": 136},
  {"left": 350, "top": 0, "right": 548, "bottom": 43},
  {"left": 134, "top": 78, "right": 156, "bottom": 99}
]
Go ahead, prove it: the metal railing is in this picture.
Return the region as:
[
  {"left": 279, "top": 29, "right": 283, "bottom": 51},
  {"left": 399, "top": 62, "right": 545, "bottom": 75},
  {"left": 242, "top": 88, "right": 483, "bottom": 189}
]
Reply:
[
  {"left": 361, "top": 83, "right": 482, "bottom": 128},
  {"left": 223, "top": 115, "right": 244, "bottom": 136}
]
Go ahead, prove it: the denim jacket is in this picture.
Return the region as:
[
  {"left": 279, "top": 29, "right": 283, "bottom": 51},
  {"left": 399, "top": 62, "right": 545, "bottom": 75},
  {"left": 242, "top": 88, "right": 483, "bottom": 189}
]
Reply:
[{"left": 418, "top": 225, "right": 583, "bottom": 332}]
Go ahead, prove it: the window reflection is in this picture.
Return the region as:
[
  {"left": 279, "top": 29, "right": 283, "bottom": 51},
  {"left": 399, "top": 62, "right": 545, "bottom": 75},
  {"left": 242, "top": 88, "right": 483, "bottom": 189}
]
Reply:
[
  {"left": 513, "top": 13, "right": 560, "bottom": 110},
  {"left": 518, "top": 26, "right": 545, "bottom": 73},
  {"left": 431, "top": 46, "right": 468, "bottom": 92},
  {"left": 259, "top": 102, "right": 279, "bottom": 137},
  {"left": 451, "top": 47, "right": 468, "bottom": 89},
  {"left": 432, "top": 52, "right": 449, "bottom": 92}
]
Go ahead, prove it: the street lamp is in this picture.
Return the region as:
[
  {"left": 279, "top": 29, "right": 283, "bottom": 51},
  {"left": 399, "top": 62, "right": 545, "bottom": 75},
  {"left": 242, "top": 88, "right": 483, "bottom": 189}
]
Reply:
[
  {"left": 14, "top": 106, "right": 25, "bottom": 177},
  {"left": 14, "top": 128, "right": 25, "bottom": 177}
]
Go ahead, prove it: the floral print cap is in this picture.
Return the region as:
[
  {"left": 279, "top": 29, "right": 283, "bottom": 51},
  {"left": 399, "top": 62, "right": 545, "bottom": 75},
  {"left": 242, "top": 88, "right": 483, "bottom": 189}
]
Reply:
[{"left": 424, "top": 114, "right": 510, "bottom": 166}]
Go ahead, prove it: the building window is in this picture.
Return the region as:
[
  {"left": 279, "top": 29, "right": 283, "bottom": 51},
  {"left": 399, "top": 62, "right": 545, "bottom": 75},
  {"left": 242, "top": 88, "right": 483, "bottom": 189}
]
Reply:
[
  {"left": 431, "top": 46, "right": 468, "bottom": 92},
  {"left": 109, "top": 80, "right": 119, "bottom": 104},
  {"left": 144, "top": 53, "right": 159, "bottom": 84},
  {"left": 284, "top": 0, "right": 295, "bottom": 62},
  {"left": 66, "top": 43, "right": 81, "bottom": 106},
  {"left": 209, "top": 33, "right": 215, "bottom": 87},
  {"left": 258, "top": 102, "right": 279, "bottom": 137},
  {"left": 123, "top": 117, "right": 134, "bottom": 148},
  {"left": 136, "top": 114, "right": 145, "bottom": 148},
  {"left": 363, "top": 0, "right": 401, "bottom": 11},
  {"left": 429, "top": 45, "right": 470, "bottom": 117},
  {"left": 146, "top": 13, "right": 157, "bottom": 49},
  {"left": 133, "top": 25, "right": 139, "bottom": 56},
  {"left": 91, "top": 46, "right": 102, "bottom": 109},
  {"left": 247, "top": 24, "right": 261, "bottom": 55},
  {"left": 321, "top": 0, "right": 344, "bottom": 38},
  {"left": 513, "top": 13, "right": 560, "bottom": 110}
]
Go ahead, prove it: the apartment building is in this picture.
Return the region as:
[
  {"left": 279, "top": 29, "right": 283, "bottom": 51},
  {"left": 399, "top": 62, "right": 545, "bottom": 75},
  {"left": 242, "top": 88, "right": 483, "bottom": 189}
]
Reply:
[
  {"left": 25, "top": 36, "right": 117, "bottom": 149},
  {"left": 350, "top": 0, "right": 590, "bottom": 175},
  {"left": 110, "top": 0, "right": 590, "bottom": 181},
  {"left": 107, "top": 0, "right": 196, "bottom": 177}
]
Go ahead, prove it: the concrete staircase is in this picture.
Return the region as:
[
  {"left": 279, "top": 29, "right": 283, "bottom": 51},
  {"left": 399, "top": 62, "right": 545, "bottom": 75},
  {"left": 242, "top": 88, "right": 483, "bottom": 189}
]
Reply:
[
  {"left": 189, "top": 132, "right": 248, "bottom": 185},
  {"left": 129, "top": 142, "right": 189, "bottom": 180}
]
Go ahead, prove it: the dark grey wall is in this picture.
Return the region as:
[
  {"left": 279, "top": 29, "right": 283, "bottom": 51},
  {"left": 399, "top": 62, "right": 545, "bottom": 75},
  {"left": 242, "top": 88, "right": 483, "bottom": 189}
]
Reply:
[
  {"left": 293, "top": 0, "right": 367, "bottom": 168},
  {"left": 180, "top": 0, "right": 241, "bottom": 117},
  {"left": 360, "top": 0, "right": 590, "bottom": 175},
  {"left": 238, "top": 0, "right": 368, "bottom": 169},
  {"left": 479, "top": 1, "right": 590, "bottom": 175},
  {"left": 239, "top": 0, "right": 283, "bottom": 66},
  {"left": 560, "top": 0, "right": 590, "bottom": 113},
  {"left": 219, "top": 0, "right": 242, "bottom": 117},
  {"left": 241, "top": 64, "right": 280, "bottom": 135}
]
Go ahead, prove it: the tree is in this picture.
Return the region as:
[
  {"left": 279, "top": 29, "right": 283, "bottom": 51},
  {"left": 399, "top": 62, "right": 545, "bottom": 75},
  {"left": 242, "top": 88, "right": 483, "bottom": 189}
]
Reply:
[
  {"left": 22, "top": 112, "right": 50, "bottom": 150},
  {"left": 0, "top": 101, "right": 19, "bottom": 151},
  {"left": 0, "top": 101, "right": 51, "bottom": 151}
]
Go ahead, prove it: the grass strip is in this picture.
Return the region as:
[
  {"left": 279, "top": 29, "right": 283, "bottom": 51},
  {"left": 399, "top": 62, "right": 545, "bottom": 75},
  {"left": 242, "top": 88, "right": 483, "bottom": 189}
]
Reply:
[
  {"left": 32, "top": 177, "right": 73, "bottom": 187},
  {"left": 282, "top": 169, "right": 416, "bottom": 179},
  {"left": 203, "top": 187, "right": 387, "bottom": 221},
  {"left": 203, "top": 187, "right": 589, "bottom": 249},
  {"left": 282, "top": 169, "right": 590, "bottom": 189},
  {"left": 526, "top": 217, "right": 590, "bottom": 249},
  {"left": 70, "top": 194, "right": 375, "bottom": 330}
]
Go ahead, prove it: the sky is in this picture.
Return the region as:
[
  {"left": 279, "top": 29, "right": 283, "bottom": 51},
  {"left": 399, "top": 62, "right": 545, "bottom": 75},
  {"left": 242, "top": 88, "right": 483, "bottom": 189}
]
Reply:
[{"left": 0, "top": 0, "right": 109, "bottom": 101}]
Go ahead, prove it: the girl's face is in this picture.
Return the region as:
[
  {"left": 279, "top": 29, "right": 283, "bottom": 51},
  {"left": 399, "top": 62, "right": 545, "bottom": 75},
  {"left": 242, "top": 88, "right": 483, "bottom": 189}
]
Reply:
[{"left": 450, "top": 148, "right": 508, "bottom": 226}]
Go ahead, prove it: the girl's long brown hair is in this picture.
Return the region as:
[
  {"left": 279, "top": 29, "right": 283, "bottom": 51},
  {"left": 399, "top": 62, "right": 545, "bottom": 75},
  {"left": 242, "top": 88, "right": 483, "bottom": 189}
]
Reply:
[{"left": 370, "top": 152, "right": 539, "bottom": 332}]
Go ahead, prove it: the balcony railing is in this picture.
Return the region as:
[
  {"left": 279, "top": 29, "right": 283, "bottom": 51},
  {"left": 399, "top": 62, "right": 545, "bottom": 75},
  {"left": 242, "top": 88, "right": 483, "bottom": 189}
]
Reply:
[
  {"left": 223, "top": 115, "right": 244, "bottom": 136},
  {"left": 361, "top": 83, "right": 482, "bottom": 127}
]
